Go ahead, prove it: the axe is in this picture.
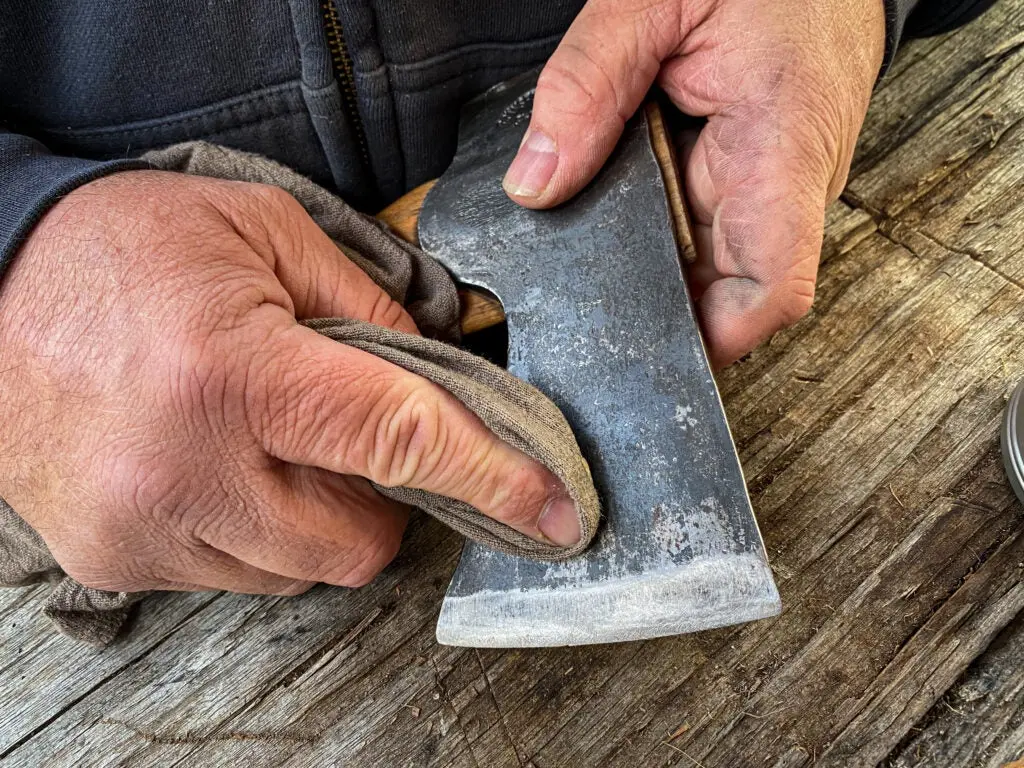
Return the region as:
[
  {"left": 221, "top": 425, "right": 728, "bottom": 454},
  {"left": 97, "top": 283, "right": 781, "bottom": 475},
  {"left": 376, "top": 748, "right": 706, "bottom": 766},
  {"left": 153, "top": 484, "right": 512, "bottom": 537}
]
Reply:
[{"left": 377, "top": 72, "right": 780, "bottom": 647}]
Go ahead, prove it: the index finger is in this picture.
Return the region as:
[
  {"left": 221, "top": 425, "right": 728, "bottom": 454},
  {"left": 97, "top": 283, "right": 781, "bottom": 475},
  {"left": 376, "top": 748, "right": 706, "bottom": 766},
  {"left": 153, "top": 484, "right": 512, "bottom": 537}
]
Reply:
[{"left": 246, "top": 320, "right": 583, "bottom": 548}]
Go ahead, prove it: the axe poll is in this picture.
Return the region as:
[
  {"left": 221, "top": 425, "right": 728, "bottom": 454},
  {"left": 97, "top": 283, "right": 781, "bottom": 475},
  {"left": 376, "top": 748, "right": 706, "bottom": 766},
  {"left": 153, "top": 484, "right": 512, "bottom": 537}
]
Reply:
[{"left": 376, "top": 72, "right": 780, "bottom": 647}]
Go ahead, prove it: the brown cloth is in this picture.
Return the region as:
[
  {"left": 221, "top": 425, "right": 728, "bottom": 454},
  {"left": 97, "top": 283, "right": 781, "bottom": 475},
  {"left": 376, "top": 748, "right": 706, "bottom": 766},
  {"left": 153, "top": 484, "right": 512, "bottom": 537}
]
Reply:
[{"left": 0, "top": 142, "right": 600, "bottom": 646}]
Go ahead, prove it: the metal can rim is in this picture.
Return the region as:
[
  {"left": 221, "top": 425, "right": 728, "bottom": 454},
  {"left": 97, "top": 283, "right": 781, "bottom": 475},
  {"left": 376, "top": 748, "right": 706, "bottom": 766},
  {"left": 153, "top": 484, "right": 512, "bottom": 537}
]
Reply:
[{"left": 1001, "top": 378, "right": 1024, "bottom": 505}]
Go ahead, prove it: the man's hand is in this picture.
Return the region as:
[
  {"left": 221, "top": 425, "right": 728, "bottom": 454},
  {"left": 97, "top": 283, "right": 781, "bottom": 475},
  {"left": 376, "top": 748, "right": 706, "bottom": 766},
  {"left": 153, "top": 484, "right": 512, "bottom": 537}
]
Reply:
[
  {"left": 0, "top": 172, "right": 579, "bottom": 595},
  {"left": 504, "top": 0, "right": 885, "bottom": 367}
]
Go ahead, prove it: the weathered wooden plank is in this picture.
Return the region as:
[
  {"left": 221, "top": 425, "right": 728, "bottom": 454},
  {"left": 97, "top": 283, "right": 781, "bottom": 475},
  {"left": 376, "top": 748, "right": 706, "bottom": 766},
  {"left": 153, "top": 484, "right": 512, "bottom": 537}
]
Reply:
[
  {"left": 1, "top": 515, "right": 466, "bottom": 767},
  {"left": 0, "top": 585, "right": 220, "bottom": 757},
  {"left": 852, "top": 0, "right": 1024, "bottom": 184},
  {"left": 893, "top": 117, "right": 1024, "bottom": 288},
  {"left": 821, "top": 504, "right": 1024, "bottom": 767},
  {"left": 886, "top": 613, "right": 1024, "bottom": 767},
  {"left": 847, "top": 11, "right": 1024, "bottom": 217}
]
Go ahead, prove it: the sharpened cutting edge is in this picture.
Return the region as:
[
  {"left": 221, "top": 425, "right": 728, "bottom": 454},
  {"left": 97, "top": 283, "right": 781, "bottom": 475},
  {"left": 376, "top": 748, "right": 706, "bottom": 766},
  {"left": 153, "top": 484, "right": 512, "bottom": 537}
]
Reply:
[{"left": 437, "top": 553, "right": 779, "bottom": 647}]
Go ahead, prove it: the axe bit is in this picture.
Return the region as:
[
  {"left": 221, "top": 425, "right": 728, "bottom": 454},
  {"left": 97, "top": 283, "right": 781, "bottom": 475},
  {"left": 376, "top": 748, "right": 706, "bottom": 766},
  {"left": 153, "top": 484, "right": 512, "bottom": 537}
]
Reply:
[{"left": 414, "top": 71, "right": 780, "bottom": 647}]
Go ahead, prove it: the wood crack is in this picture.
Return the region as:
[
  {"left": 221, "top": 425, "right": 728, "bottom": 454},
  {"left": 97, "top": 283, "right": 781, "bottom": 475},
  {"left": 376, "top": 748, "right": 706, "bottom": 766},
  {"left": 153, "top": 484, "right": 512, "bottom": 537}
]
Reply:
[
  {"left": 274, "top": 605, "right": 383, "bottom": 691},
  {"left": 98, "top": 718, "right": 319, "bottom": 746},
  {"left": 184, "top": 603, "right": 382, "bottom": 742},
  {"left": 839, "top": 189, "right": 1024, "bottom": 294},
  {"left": 166, "top": 602, "right": 439, "bottom": 768},
  {"left": 430, "top": 652, "right": 483, "bottom": 768},
  {"left": 474, "top": 650, "right": 524, "bottom": 768},
  {"left": 851, "top": 32, "right": 1024, "bottom": 178},
  {"left": 0, "top": 592, "right": 223, "bottom": 761}
]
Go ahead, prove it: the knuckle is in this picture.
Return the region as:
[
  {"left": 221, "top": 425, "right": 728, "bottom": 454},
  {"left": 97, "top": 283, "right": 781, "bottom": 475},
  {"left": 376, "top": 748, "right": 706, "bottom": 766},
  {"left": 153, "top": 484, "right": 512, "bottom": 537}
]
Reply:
[
  {"left": 99, "top": 443, "right": 247, "bottom": 552},
  {"left": 490, "top": 484, "right": 542, "bottom": 530},
  {"left": 366, "top": 384, "right": 447, "bottom": 488},
  {"left": 174, "top": 334, "right": 235, "bottom": 416},
  {"left": 790, "top": 116, "right": 844, "bottom": 191},
  {"left": 190, "top": 477, "right": 256, "bottom": 547},
  {"left": 55, "top": 536, "right": 155, "bottom": 592},
  {"left": 538, "top": 47, "right": 621, "bottom": 123},
  {"left": 785, "top": 68, "right": 867, "bottom": 189},
  {"left": 249, "top": 182, "right": 301, "bottom": 214},
  {"left": 639, "top": 3, "right": 683, "bottom": 53},
  {"left": 63, "top": 569, "right": 134, "bottom": 593},
  {"left": 244, "top": 337, "right": 320, "bottom": 456},
  {"left": 222, "top": 182, "right": 307, "bottom": 267},
  {"left": 80, "top": 509, "right": 137, "bottom": 562},
  {"left": 102, "top": 451, "right": 187, "bottom": 525},
  {"left": 275, "top": 580, "right": 315, "bottom": 597}
]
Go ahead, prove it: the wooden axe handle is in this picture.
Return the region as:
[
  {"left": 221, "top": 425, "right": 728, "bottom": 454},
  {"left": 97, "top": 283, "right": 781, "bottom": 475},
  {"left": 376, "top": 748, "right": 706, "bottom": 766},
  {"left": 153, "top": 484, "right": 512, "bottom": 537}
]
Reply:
[
  {"left": 376, "top": 179, "right": 505, "bottom": 334},
  {"left": 375, "top": 102, "right": 691, "bottom": 336}
]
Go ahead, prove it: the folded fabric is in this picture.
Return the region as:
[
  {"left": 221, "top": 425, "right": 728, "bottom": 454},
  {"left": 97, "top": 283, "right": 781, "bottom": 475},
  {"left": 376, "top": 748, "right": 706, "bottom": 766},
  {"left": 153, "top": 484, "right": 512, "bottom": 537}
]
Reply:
[{"left": 0, "top": 142, "right": 600, "bottom": 646}]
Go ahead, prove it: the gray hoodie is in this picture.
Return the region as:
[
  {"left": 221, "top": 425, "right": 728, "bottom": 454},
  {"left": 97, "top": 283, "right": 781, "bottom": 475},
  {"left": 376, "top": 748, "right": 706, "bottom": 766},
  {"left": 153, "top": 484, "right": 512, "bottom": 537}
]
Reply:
[{"left": 0, "top": 0, "right": 995, "bottom": 279}]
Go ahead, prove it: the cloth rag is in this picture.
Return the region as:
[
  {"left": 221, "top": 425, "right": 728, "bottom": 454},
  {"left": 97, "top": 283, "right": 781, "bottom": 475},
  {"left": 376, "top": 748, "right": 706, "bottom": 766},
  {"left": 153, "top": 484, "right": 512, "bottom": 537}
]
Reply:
[{"left": 0, "top": 142, "right": 600, "bottom": 646}]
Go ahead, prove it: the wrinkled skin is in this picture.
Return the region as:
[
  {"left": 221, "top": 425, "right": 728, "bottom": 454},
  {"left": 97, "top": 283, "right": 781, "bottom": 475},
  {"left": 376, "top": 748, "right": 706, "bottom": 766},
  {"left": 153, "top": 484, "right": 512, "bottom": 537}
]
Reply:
[
  {"left": 0, "top": 172, "right": 577, "bottom": 594},
  {"left": 505, "top": 0, "right": 886, "bottom": 367},
  {"left": 1, "top": 0, "right": 884, "bottom": 596}
]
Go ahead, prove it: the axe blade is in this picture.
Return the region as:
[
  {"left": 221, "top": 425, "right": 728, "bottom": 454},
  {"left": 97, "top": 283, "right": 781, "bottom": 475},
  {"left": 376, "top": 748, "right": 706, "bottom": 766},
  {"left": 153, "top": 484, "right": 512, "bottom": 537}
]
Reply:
[{"left": 419, "top": 72, "right": 780, "bottom": 647}]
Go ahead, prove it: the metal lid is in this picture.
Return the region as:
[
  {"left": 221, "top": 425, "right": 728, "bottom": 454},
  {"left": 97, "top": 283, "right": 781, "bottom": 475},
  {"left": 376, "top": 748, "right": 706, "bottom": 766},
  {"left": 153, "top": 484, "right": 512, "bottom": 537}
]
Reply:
[{"left": 1002, "top": 378, "right": 1024, "bottom": 504}]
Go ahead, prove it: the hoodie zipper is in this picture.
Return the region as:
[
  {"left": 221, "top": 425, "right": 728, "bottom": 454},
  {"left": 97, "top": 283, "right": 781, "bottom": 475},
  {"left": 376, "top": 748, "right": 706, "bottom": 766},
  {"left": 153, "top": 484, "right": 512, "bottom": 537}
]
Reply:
[{"left": 319, "top": 0, "right": 371, "bottom": 168}]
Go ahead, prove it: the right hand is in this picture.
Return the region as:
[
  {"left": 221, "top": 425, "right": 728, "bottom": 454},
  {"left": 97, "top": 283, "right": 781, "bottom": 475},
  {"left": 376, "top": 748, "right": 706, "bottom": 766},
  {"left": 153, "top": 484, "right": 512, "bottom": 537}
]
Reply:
[
  {"left": 0, "top": 171, "right": 580, "bottom": 595},
  {"left": 504, "top": 0, "right": 885, "bottom": 368}
]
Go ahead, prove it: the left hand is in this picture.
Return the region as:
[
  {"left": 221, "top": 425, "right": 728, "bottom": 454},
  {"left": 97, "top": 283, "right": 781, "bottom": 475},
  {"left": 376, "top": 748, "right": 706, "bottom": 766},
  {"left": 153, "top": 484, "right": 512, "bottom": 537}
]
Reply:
[
  {"left": 503, "top": 0, "right": 885, "bottom": 367},
  {"left": 0, "top": 171, "right": 578, "bottom": 598}
]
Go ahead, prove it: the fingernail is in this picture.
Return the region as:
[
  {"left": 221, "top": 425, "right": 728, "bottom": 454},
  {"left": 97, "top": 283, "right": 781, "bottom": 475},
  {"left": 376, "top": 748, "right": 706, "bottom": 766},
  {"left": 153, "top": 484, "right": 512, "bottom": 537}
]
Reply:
[
  {"left": 538, "top": 495, "right": 581, "bottom": 547},
  {"left": 502, "top": 130, "right": 558, "bottom": 199}
]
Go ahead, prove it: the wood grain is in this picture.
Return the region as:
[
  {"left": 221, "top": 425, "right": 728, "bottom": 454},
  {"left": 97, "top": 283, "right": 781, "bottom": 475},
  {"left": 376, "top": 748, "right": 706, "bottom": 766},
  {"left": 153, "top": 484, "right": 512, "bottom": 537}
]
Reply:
[
  {"left": 377, "top": 180, "right": 435, "bottom": 244},
  {"left": 886, "top": 612, "right": 1024, "bottom": 766},
  {"left": 2, "top": 6, "right": 1024, "bottom": 767}
]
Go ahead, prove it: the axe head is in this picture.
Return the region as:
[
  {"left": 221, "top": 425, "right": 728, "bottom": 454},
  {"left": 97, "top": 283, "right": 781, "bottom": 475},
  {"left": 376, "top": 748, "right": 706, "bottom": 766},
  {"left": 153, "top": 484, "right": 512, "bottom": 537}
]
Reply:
[{"left": 419, "top": 72, "right": 780, "bottom": 647}]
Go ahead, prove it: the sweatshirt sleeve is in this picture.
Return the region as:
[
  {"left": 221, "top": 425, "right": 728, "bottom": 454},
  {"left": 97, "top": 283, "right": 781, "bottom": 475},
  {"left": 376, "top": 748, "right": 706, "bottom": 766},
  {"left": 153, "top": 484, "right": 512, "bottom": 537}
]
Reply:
[
  {"left": 883, "top": 0, "right": 921, "bottom": 71},
  {"left": 0, "top": 131, "right": 148, "bottom": 279},
  {"left": 883, "top": 0, "right": 1001, "bottom": 71},
  {"left": 902, "top": 0, "right": 1002, "bottom": 39}
]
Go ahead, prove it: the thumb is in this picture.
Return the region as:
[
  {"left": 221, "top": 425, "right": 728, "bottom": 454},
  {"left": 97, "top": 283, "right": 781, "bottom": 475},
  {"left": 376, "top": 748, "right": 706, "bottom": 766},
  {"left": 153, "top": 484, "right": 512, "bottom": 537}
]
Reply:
[
  {"left": 249, "top": 324, "right": 583, "bottom": 547},
  {"left": 502, "top": 0, "right": 675, "bottom": 208}
]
